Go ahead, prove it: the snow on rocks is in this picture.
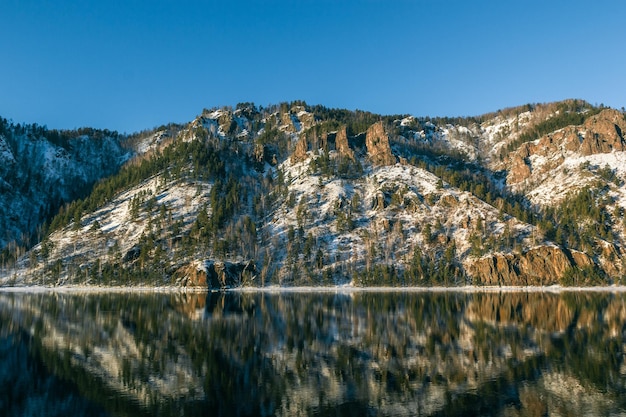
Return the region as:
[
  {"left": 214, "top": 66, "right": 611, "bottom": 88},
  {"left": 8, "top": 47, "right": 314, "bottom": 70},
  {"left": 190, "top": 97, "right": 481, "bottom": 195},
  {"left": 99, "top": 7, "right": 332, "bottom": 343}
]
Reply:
[
  {"left": 268, "top": 155, "right": 533, "bottom": 278},
  {"left": 11, "top": 175, "right": 213, "bottom": 285}
]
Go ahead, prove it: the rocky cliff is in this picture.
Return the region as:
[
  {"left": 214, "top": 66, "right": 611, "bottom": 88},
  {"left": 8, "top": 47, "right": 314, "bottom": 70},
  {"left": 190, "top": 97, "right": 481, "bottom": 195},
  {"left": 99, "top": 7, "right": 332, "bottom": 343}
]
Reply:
[
  {"left": 506, "top": 108, "right": 626, "bottom": 189},
  {"left": 365, "top": 121, "right": 396, "bottom": 165},
  {"left": 292, "top": 126, "right": 356, "bottom": 163},
  {"left": 291, "top": 134, "right": 309, "bottom": 163},
  {"left": 467, "top": 246, "right": 594, "bottom": 286},
  {"left": 580, "top": 109, "right": 626, "bottom": 155},
  {"left": 335, "top": 126, "right": 355, "bottom": 160},
  {"left": 176, "top": 260, "right": 256, "bottom": 289}
]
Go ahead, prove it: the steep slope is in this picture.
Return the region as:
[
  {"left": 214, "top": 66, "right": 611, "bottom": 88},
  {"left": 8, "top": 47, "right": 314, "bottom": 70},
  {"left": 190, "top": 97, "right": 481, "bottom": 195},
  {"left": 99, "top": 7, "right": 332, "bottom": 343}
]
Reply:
[
  {"left": 483, "top": 105, "right": 626, "bottom": 283},
  {"left": 0, "top": 120, "right": 129, "bottom": 258},
  {"left": 500, "top": 108, "right": 626, "bottom": 205},
  {"left": 2, "top": 100, "right": 626, "bottom": 287}
]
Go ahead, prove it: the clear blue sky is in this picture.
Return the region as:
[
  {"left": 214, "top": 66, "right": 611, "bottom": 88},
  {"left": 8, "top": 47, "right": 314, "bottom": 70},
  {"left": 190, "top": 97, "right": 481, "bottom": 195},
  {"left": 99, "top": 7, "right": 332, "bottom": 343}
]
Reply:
[{"left": 1, "top": 0, "right": 624, "bottom": 133}]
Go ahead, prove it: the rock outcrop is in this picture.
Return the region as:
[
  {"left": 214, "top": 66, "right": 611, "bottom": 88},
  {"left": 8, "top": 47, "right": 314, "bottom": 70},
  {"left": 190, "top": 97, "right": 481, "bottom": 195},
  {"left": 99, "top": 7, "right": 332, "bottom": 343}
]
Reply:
[
  {"left": 176, "top": 260, "right": 256, "bottom": 289},
  {"left": 291, "top": 136, "right": 309, "bottom": 163},
  {"left": 506, "top": 128, "right": 578, "bottom": 185},
  {"left": 206, "top": 261, "right": 256, "bottom": 289},
  {"left": 255, "top": 143, "right": 278, "bottom": 166},
  {"left": 293, "top": 106, "right": 316, "bottom": 131},
  {"left": 580, "top": 109, "right": 626, "bottom": 155},
  {"left": 508, "top": 154, "right": 533, "bottom": 184},
  {"left": 335, "top": 127, "right": 355, "bottom": 160},
  {"left": 319, "top": 132, "right": 328, "bottom": 152},
  {"left": 174, "top": 262, "right": 208, "bottom": 287},
  {"left": 597, "top": 240, "right": 626, "bottom": 277},
  {"left": 365, "top": 122, "right": 396, "bottom": 165},
  {"left": 468, "top": 246, "right": 594, "bottom": 286},
  {"left": 506, "top": 109, "right": 626, "bottom": 185}
]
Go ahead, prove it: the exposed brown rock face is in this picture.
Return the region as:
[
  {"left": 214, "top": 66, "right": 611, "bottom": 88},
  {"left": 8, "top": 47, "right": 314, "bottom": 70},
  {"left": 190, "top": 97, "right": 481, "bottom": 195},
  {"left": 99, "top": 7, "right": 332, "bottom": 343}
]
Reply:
[
  {"left": 175, "top": 263, "right": 208, "bottom": 288},
  {"left": 506, "top": 129, "right": 575, "bottom": 185},
  {"left": 366, "top": 122, "right": 396, "bottom": 165},
  {"left": 217, "top": 111, "right": 238, "bottom": 135},
  {"left": 372, "top": 191, "right": 387, "bottom": 210},
  {"left": 506, "top": 109, "right": 626, "bottom": 185},
  {"left": 292, "top": 128, "right": 334, "bottom": 163},
  {"left": 580, "top": 109, "right": 626, "bottom": 155},
  {"left": 175, "top": 260, "right": 256, "bottom": 289},
  {"left": 597, "top": 240, "right": 625, "bottom": 277},
  {"left": 297, "top": 111, "right": 316, "bottom": 131},
  {"left": 319, "top": 132, "right": 328, "bottom": 152},
  {"left": 468, "top": 246, "right": 593, "bottom": 285},
  {"left": 336, "top": 127, "right": 355, "bottom": 160},
  {"left": 469, "top": 253, "right": 519, "bottom": 285},
  {"left": 437, "top": 193, "right": 459, "bottom": 208},
  {"left": 281, "top": 112, "right": 297, "bottom": 133},
  {"left": 508, "top": 154, "right": 532, "bottom": 184},
  {"left": 291, "top": 136, "right": 309, "bottom": 163}
]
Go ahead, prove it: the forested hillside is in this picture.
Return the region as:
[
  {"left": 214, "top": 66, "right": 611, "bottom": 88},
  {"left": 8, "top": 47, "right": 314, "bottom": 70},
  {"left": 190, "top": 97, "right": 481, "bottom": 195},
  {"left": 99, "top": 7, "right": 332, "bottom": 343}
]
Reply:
[
  {"left": 0, "top": 119, "right": 128, "bottom": 265},
  {"left": 2, "top": 99, "right": 626, "bottom": 287}
]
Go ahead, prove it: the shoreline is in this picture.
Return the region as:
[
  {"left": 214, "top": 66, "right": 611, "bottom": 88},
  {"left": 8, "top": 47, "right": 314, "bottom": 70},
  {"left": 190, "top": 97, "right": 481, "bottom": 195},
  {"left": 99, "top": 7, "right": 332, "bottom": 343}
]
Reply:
[{"left": 2, "top": 284, "right": 626, "bottom": 294}]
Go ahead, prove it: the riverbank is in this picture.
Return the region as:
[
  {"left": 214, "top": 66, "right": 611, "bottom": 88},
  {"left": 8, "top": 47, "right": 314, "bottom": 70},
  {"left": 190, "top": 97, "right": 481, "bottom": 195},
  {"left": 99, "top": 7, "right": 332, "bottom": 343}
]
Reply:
[{"left": 3, "top": 284, "right": 626, "bottom": 293}]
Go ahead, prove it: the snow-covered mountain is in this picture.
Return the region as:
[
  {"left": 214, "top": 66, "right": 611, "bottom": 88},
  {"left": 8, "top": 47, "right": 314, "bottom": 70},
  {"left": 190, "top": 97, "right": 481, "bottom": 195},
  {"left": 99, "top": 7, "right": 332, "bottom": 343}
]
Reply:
[{"left": 2, "top": 100, "right": 626, "bottom": 287}]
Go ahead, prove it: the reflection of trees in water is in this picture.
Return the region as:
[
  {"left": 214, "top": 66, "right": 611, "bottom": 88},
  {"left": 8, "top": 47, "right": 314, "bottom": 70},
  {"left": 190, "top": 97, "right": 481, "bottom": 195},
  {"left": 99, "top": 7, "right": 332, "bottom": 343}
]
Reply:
[
  {"left": 0, "top": 291, "right": 625, "bottom": 416},
  {"left": 463, "top": 292, "right": 626, "bottom": 416},
  {"left": 0, "top": 330, "right": 109, "bottom": 417}
]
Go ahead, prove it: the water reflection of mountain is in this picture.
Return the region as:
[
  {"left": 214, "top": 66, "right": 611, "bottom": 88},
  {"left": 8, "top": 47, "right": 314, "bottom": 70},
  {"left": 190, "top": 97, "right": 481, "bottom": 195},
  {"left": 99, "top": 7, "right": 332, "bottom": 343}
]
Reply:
[
  {"left": 0, "top": 329, "right": 110, "bottom": 417},
  {"left": 0, "top": 290, "right": 625, "bottom": 417}
]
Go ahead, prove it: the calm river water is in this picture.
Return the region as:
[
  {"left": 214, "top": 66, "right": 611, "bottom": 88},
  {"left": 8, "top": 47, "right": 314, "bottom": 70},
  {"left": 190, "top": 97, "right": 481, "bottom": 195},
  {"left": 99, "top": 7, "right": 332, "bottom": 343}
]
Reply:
[{"left": 0, "top": 289, "right": 625, "bottom": 416}]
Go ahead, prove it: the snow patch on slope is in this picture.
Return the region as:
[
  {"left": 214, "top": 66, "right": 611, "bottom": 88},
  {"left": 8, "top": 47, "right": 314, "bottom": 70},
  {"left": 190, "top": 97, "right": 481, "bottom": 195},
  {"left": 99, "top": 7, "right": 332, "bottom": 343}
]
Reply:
[
  {"left": 482, "top": 111, "right": 532, "bottom": 156},
  {"left": 523, "top": 151, "right": 626, "bottom": 207},
  {"left": 5, "top": 174, "right": 212, "bottom": 285},
  {"left": 268, "top": 156, "right": 534, "bottom": 281}
]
